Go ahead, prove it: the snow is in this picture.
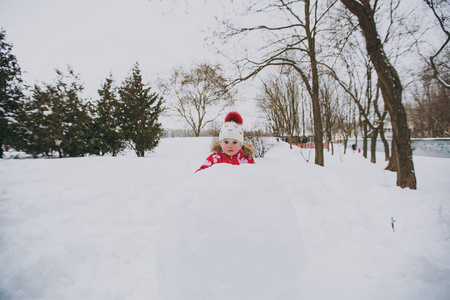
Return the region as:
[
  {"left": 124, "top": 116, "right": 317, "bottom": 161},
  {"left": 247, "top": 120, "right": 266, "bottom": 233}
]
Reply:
[
  {"left": 156, "top": 164, "right": 304, "bottom": 299},
  {"left": 1, "top": 137, "right": 449, "bottom": 299}
]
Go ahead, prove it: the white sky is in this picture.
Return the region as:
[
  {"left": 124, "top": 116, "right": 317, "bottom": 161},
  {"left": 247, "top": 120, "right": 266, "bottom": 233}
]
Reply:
[
  {"left": 1, "top": 0, "right": 247, "bottom": 128},
  {"left": 1, "top": 0, "right": 223, "bottom": 92},
  {"left": 1, "top": 0, "right": 441, "bottom": 130},
  {"left": 0, "top": 0, "right": 264, "bottom": 128}
]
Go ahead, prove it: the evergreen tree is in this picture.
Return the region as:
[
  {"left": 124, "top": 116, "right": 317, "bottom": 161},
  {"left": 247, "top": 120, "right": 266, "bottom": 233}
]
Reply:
[
  {"left": 118, "top": 63, "right": 164, "bottom": 157},
  {"left": 92, "top": 73, "right": 125, "bottom": 156},
  {"left": 17, "top": 84, "right": 62, "bottom": 157},
  {"left": 0, "top": 29, "right": 24, "bottom": 158},
  {"left": 55, "top": 68, "right": 92, "bottom": 157},
  {"left": 18, "top": 67, "right": 91, "bottom": 157}
]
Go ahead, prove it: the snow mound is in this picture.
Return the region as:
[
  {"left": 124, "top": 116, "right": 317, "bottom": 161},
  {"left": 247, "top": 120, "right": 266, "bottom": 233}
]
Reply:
[{"left": 156, "top": 163, "right": 304, "bottom": 300}]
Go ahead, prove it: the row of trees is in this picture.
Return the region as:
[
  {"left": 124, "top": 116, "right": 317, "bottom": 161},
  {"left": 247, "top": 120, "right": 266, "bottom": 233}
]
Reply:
[
  {"left": 3, "top": 0, "right": 448, "bottom": 190},
  {"left": 1, "top": 28, "right": 238, "bottom": 159},
  {"left": 257, "top": 63, "right": 393, "bottom": 157},
  {"left": 0, "top": 32, "right": 163, "bottom": 158},
  {"left": 205, "top": 0, "right": 450, "bottom": 189}
]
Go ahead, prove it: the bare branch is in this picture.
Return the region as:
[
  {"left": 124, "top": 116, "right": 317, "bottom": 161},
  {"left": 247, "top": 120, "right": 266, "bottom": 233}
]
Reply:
[{"left": 424, "top": 0, "right": 450, "bottom": 88}]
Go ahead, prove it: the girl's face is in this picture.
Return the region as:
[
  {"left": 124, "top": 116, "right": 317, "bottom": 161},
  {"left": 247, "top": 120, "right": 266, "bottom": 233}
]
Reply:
[{"left": 220, "top": 138, "right": 241, "bottom": 156}]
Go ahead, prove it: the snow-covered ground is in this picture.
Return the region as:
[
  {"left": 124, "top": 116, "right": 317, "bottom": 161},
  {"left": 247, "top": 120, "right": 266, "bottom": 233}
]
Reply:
[{"left": 1, "top": 137, "right": 449, "bottom": 299}]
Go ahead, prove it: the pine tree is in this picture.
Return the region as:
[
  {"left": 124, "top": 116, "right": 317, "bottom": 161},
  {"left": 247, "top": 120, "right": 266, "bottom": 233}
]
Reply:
[
  {"left": 92, "top": 73, "right": 125, "bottom": 156},
  {"left": 18, "top": 67, "right": 91, "bottom": 157},
  {"left": 0, "top": 29, "right": 24, "bottom": 158},
  {"left": 55, "top": 68, "right": 92, "bottom": 157},
  {"left": 118, "top": 63, "right": 164, "bottom": 157},
  {"left": 18, "top": 84, "right": 63, "bottom": 157}
]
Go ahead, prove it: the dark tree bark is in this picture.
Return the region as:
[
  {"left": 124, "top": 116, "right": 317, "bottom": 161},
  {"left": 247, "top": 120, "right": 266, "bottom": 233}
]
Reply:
[
  {"left": 305, "top": 0, "right": 325, "bottom": 166},
  {"left": 385, "top": 133, "right": 398, "bottom": 172},
  {"left": 379, "top": 127, "right": 390, "bottom": 161},
  {"left": 362, "top": 120, "right": 368, "bottom": 159},
  {"left": 370, "top": 127, "right": 378, "bottom": 163},
  {"left": 340, "top": 0, "right": 416, "bottom": 189},
  {"left": 373, "top": 84, "right": 390, "bottom": 161}
]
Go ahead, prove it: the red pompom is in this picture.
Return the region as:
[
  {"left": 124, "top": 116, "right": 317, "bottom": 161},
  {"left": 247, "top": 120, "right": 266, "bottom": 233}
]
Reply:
[{"left": 224, "top": 111, "right": 243, "bottom": 125}]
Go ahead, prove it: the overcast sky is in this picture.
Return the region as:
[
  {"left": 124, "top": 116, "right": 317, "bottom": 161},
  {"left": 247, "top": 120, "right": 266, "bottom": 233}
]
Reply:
[
  {"left": 1, "top": 0, "right": 224, "bottom": 90},
  {"left": 1, "top": 0, "right": 441, "bottom": 130},
  {"left": 1, "top": 0, "right": 244, "bottom": 128}
]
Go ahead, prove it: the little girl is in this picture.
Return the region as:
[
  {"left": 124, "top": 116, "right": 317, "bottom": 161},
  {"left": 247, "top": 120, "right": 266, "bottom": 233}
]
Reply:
[{"left": 196, "top": 112, "right": 255, "bottom": 172}]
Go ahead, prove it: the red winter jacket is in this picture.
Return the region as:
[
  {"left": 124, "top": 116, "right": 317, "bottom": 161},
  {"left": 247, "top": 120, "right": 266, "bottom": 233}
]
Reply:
[{"left": 196, "top": 141, "right": 255, "bottom": 172}]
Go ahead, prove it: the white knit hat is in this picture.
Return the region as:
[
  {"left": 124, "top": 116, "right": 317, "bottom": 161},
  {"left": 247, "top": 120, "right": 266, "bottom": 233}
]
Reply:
[{"left": 219, "top": 112, "right": 244, "bottom": 144}]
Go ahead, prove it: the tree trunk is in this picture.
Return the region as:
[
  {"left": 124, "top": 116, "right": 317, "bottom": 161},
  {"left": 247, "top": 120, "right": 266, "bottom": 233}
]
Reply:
[
  {"left": 363, "top": 121, "right": 368, "bottom": 159},
  {"left": 379, "top": 124, "right": 390, "bottom": 161},
  {"left": 343, "top": 136, "right": 348, "bottom": 154},
  {"left": 386, "top": 131, "right": 398, "bottom": 172},
  {"left": 341, "top": 0, "right": 417, "bottom": 189},
  {"left": 311, "top": 69, "right": 324, "bottom": 166},
  {"left": 194, "top": 124, "right": 200, "bottom": 137},
  {"left": 370, "top": 127, "right": 378, "bottom": 164},
  {"left": 306, "top": 0, "right": 324, "bottom": 166}
]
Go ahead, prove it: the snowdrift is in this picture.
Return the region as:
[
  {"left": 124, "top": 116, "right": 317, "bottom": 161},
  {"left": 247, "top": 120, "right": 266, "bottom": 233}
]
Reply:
[
  {"left": 156, "top": 164, "right": 304, "bottom": 300},
  {"left": 1, "top": 137, "right": 449, "bottom": 299}
]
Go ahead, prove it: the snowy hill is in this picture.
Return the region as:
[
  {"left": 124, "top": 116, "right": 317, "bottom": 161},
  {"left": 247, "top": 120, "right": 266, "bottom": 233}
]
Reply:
[{"left": 1, "top": 137, "right": 449, "bottom": 299}]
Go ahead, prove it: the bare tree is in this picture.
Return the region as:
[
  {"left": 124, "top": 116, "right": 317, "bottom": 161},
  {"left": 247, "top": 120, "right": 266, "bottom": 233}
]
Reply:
[
  {"left": 325, "top": 47, "right": 382, "bottom": 161},
  {"left": 336, "top": 95, "right": 358, "bottom": 154},
  {"left": 320, "top": 79, "right": 339, "bottom": 155},
  {"left": 373, "top": 83, "right": 390, "bottom": 161},
  {"left": 218, "top": 0, "right": 340, "bottom": 166},
  {"left": 409, "top": 61, "right": 450, "bottom": 137},
  {"left": 324, "top": 0, "right": 409, "bottom": 163},
  {"left": 423, "top": 0, "right": 450, "bottom": 88},
  {"left": 245, "top": 129, "right": 274, "bottom": 158},
  {"left": 340, "top": 0, "right": 417, "bottom": 189},
  {"left": 165, "top": 63, "right": 235, "bottom": 137},
  {"left": 257, "top": 66, "right": 301, "bottom": 148},
  {"left": 368, "top": 84, "right": 390, "bottom": 163}
]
